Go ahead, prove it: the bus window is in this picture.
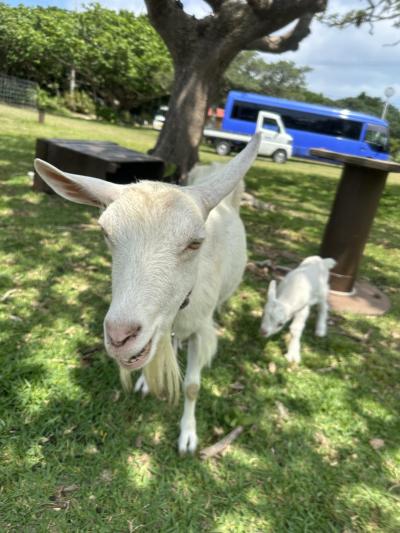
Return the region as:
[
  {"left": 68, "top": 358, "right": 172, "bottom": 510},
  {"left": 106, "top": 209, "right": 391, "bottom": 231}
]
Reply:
[
  {"left": 231, "top": 100, "right": 362, "bottom": 140},
  {"left": 232, "top": 102, "right": 261, "bottom": 122},
  {"left": 364, "top": 124, "right": 389, "bottom": 152}
]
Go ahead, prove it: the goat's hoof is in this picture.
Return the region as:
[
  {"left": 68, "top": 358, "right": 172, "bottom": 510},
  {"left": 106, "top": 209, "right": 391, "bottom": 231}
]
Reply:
[
  {"left": 178, "top": 429, "right": 198, "bottom": 455},
  {"left": 134, "top": 374, "right": 149, "bottom": 396},
  {"left": 315, "top": 328, "right": 327, "bottom": 337}
]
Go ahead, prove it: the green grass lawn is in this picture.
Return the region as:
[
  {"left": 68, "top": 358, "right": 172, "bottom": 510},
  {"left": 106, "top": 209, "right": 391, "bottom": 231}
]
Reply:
[{"left": 1, "top": 104, "right": 399, "bottom": 532}]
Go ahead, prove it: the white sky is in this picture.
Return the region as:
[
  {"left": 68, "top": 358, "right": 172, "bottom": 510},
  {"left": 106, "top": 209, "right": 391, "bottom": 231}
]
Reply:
[{"left": 52, "top": 0, "right": 400, "bottom": 108}]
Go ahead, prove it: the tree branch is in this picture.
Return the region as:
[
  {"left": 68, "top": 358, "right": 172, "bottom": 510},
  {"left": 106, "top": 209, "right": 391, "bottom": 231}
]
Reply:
[
  {"left": 203, "top": 0, "right": 225, "bottom": 13},
  {"left": 324, "top": 0, "right": 400, "bottom": 30},
  {"left": 245, "top": 13, "right": 314, "bottom": 53},
  {"left": 144, "top": 0, "right": 198, "bottom": 60},
  {"left": 247, "top": 0, "right": 327, "bottom": 17}
]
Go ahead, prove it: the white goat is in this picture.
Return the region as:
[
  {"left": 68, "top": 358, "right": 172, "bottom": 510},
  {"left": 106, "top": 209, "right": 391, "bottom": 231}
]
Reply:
[
  {"left": 260, "top": 256, "right": 336, "bottom": 363},
  {"left": 34, "top": 134, "right": 261, "bottom": 454}
]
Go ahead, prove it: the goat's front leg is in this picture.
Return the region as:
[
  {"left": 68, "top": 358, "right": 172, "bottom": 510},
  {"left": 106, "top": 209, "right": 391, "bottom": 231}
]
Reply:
[
  {"left": 315, "top": 293, "right": 329, "bottom": 337},
  {"left": 178, "top": 319, "right": 217, "bottom": 454},
  {"left": 285, "top": 306, "right": 310, "bottom": 363}
]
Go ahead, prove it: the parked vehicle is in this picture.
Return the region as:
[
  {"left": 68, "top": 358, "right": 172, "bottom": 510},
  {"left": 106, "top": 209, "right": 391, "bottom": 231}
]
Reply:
[
  {"left": 152, "top": 105, "right": 168, "bottom": 130},
  {"left": 204, "top": 110, "right": 293, "bottom": 163},
  {"left": 222, "top": 91, "right": 390, "bottom": 161}
]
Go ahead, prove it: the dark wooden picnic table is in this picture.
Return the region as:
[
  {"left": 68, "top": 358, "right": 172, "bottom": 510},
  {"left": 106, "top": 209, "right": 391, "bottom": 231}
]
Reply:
[
  {"left": 310, "top": 149, "right": 400, "bottom": 314},
  {"left": 33, "top": 138, "right": 165, "bottom": 193}
]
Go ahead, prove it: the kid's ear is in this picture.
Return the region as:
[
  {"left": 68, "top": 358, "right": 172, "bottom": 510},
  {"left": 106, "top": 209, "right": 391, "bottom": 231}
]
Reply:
[
  {"left": 34, "top": 159, "right": 126, "bottom": 208},
  {"left": 268, "top": 280, "right": 277, "bottom": 301}
]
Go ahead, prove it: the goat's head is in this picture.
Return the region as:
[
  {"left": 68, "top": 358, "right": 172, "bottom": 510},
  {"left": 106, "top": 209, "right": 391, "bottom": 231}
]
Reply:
[
  {"left": 34, "top": 135, "right": 261, "bottom": 380},
  {"left": 260, "top": 280, "right": 289, "bottom": 337}
]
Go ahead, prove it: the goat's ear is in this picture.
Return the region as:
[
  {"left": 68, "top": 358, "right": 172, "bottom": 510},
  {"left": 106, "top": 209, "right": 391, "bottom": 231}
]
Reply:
[
  {"left": 34, "top": 159, "right": 126, "bottom": 208},
  {"left": 187, "top": 133, "right": 261, "bottom": 215},
  {"left": 268, "top": 280, "right": 277, "bottom": 301}
]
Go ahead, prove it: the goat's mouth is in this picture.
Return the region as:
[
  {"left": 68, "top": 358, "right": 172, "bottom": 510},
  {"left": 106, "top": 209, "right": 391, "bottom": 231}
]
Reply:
[{"left": 118, "top": 339, "right": 152, "bottom": 370}]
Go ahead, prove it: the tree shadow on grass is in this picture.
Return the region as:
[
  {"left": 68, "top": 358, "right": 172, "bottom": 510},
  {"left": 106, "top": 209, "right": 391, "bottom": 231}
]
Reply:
[
  {"left": 1, "top": 140, "right": 399, "bottom": 530},
  {"left": 3, "top": 280, "right": 399, "bottom": 531}
]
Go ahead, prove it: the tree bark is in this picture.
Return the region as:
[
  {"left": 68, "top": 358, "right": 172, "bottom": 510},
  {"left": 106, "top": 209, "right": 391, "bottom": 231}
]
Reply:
[
  {"left": 145, "top": 0, "right": 328, "bottom": 179},
  {"left": 152, "top": 60, "right": 220, "bottom": 180}
]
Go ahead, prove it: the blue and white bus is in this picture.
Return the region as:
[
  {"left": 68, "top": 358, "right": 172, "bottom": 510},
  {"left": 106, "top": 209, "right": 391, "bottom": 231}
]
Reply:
[{"left": 222, "top": 91, "right": 390, "bottom": 160}]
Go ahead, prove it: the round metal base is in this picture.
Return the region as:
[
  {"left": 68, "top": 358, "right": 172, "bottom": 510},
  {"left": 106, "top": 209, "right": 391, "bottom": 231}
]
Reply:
[{"left": 328, "top": 280, "right": 391, "bottom": 315}]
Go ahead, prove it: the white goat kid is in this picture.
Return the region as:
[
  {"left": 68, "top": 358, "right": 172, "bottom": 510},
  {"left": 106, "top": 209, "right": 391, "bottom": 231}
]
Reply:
[
  {"left": 260, "top": 256, "right": 336, "bottom": 363},
  {"left": 34, "top": 134, "right": 261, "bottom": 454}
]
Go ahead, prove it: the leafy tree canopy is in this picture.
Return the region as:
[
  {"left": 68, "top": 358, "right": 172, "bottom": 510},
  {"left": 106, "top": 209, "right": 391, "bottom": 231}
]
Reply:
[
  {"left": 0, "top": 2, "right": 173, "bottom": 108},
  {"left": 223, "top": 51, "right": 312, "bottom": 100}
]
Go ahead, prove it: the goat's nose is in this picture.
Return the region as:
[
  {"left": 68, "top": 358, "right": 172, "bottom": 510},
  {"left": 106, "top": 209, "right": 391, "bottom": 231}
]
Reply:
[
  {"left": 105, "top": 321, "right": 142, "bottom": 348},
  {"left": 260, "top": 327, "right": 268, "bottom": 337}
]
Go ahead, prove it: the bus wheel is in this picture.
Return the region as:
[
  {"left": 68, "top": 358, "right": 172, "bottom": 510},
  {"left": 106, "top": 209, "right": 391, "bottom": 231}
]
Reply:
[
  {"left": 272, "top": 149, "right": 287, "bottom": 164},
  {"left": 215, "top": 141, "right": 231, "bottom": 156}
]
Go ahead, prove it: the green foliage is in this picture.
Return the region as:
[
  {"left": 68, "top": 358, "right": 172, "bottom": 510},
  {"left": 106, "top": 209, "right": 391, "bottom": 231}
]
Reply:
[
  {"left": 1, "top": 104, "right": 400, "bottom": 531},
  {"left": 35, "top": 88, "right": 71, "bottom": 116},
  {"left": 0, "top": 2, "right": 173, "bottom": 110},
  {"left": 223, "top": 52, "right": 311, "bottom": 100},
  {"left": 336, "top": 92, "right": 400, "bottom": 140},
  {"left": 390, "top": 137, "right": 400, "bottom": 161},
  {"left": 325, "top": 1, "right": 400, "bottom": 30},
  {"left": 62, "top": 90, "right": 96, "bottom": 115}
]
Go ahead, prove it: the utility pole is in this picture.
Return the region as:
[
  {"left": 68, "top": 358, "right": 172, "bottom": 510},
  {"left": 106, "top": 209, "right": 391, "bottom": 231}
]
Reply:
[{"left": 382, "top": 86, "right": 395, "bottom": 120}]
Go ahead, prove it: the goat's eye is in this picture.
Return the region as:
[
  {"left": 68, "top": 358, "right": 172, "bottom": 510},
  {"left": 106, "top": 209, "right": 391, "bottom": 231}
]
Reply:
[{"left": 186, "top": 240, "right": 203, "bottom": 251}]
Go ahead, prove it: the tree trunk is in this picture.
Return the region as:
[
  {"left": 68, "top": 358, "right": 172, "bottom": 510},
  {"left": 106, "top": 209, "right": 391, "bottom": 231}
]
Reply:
[
  {"left": 145, "top": 0, "right": 327, "bottom": 180},
  {"left": 69, "top": 66, "right": 76, "bottom": 97},
  {"left": 152, "top": 60, "right": 219, "bottom": 182}
]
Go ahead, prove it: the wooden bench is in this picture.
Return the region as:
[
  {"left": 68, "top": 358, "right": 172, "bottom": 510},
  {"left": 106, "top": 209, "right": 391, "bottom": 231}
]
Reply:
[{"left": 33, "top": 138, "right": 165, "bottom": 193}]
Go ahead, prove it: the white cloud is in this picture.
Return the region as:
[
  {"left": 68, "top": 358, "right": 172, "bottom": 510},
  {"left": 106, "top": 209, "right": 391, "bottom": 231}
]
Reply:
[{"left": 270, "top": 12, "right": 400, "bottom": 107}]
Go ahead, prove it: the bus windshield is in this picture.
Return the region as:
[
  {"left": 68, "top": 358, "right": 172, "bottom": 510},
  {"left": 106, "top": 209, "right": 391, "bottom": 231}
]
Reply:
[{"left": 364, "top": 124, "right": 389, "bottom": 152}]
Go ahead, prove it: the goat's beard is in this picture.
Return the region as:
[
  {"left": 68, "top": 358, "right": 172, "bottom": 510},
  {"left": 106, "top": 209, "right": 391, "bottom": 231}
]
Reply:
[{"left": 119, "top": 330, "right": 181, "bottom": 404}]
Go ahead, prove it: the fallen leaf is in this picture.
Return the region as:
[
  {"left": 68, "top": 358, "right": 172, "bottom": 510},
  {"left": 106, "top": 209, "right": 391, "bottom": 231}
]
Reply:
[
  {"left": 85, "top": 444, "right": 99, "bottom": 455},
  {"left": 315, "top": 431, "right": 330, "bottom": 448},
  {"left": 0, "top": 289, "right": 17, "bottom": 302},
  {"left": 200, "top": 426, "right": 244, "bottom": 460},
  {"left": 153, "top": 431, "right": 161, "bottom": 445},
  {"left": 275, "top": 401, "right": 289, "bottom": 421},
  {"left": 100, "top": 469, "right": 113, "bottom": 483},
  {"left": 230, "top": 381, "right": 245, "bottom": 391},
  {"left": 369, "top": 438, "right": 385, "bottom": 450},
  {"left": 46, "top": 501, "right": 70, "bottom": 511},
  {"left": 268, "top": 362, "right": 277, "bottom": 374},
  {"left": 62, "top": 484, "right": 79, "bottom": 494},
  {"left": 213, "top": 426, "right": 224, "bottom": 437},
  {"left": 112, "top": 390, "right": 121, "bottom": 402}
]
